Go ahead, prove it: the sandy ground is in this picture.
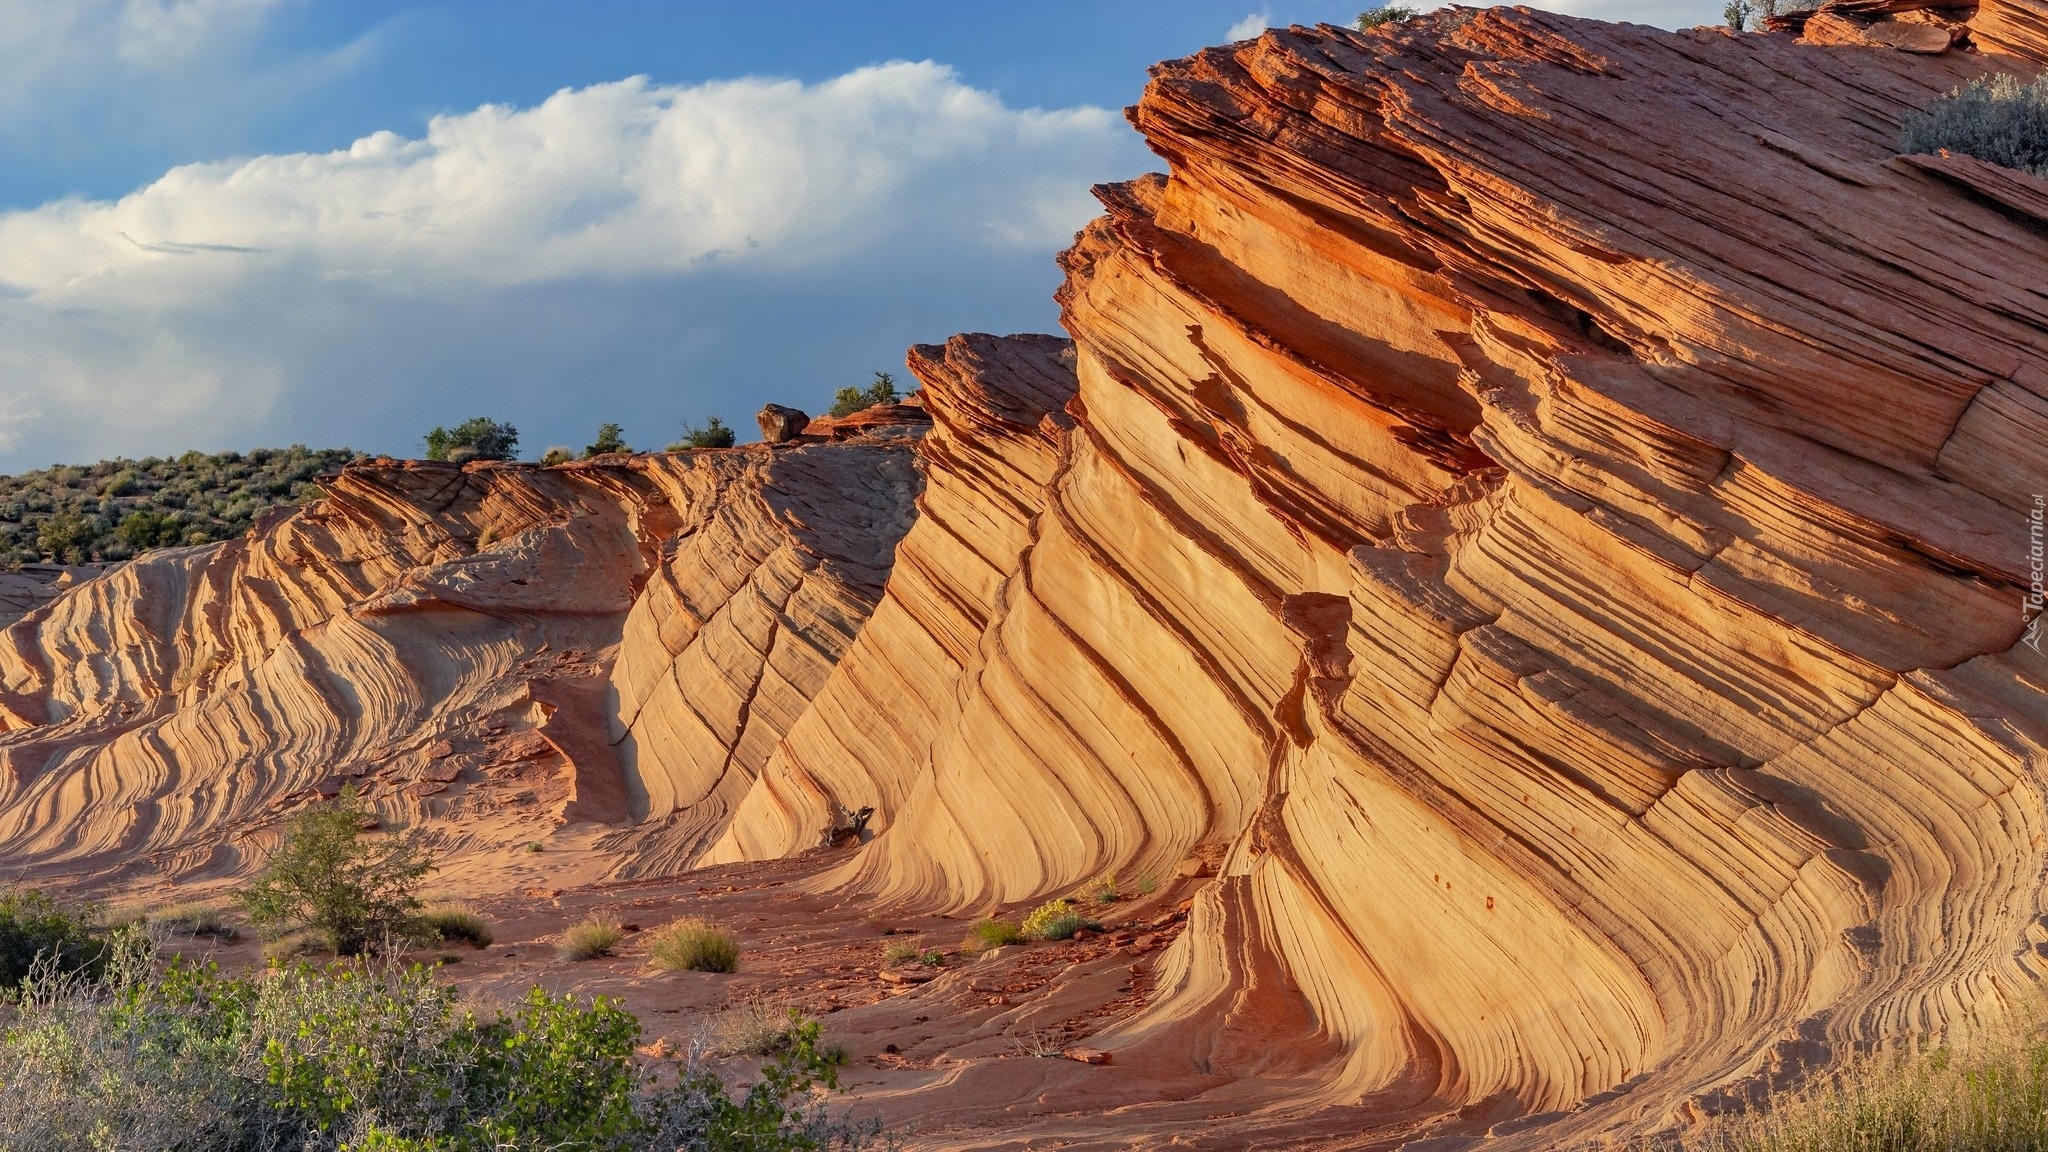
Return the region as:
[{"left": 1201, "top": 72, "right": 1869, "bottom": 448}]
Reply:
[{"left": 132, "top": 844, "right": 1314, "bottom": 1151}]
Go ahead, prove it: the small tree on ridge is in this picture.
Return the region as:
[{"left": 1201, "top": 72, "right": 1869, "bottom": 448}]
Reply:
[{"left": 424, "top": 418, "right": 519, "bottom": 463}]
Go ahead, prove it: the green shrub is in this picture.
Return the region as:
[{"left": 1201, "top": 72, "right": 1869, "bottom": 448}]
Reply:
[
  {"left": 0, "top": 889, "right": 107, "bottom": 988},
  {"left": 668, "top": 416, "right": 736, "bottom": 451},
  {"left": 417, "top": 903, "right": 492, "bottom": 949},
  {"left": 583, "top": 423, "right": 629, "bottom": 457},
  {"left": 241, "top": 786, "right": 435, "bottom": 956},
  {"left": 1903, "top": 73, "right": 2048, "bottom": 177},
  {"left": 0, "top": 936, "right": 878, "bottom": 1150},
  {"left": 917, "top": 950, "right": 944, "bottom": 968},
  {"left": 538, "top": 447, "right": 574, "bottom": 467},
  {"left": 1020, "top": 899, "right": 1099, "bottom": 942},
  {"left": 880, "top": 941, "right": 919, "bottom": 967},
  {"left": 963, "top": 919, "right": 1023, "bottom": 954},
  {"left": 558, "top": 915, "right": 625, "bottom": 962},
  {"left": 423, "top": 418, "right": 518, "bottom": 463},
  {"left": 827, "top": 372, "right": 900, "bottom": 418},
  {"left": 1356, "top": 5, "right": 1419, "bottom": 28},
  {"left": 647, "top": 918, "right": 740, "bottom": 973}
]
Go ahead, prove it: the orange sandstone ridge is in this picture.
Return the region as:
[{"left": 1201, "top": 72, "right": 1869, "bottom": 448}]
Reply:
[{"left": 5, "top": 3, "right": 2048, "bottom": 1146}]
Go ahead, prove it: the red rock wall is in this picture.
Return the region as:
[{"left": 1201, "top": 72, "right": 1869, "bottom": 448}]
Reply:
[
  {"left": 0, "top": 448, "right": 918, "bottom": 889},
  {"left": 682, "top": 8, "right": 2048, "bottom": 1142}
]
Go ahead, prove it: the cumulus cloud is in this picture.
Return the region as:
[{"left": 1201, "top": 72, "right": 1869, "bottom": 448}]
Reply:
[
  {"left": 1227, "top": 11, "right": 1275, "bottom": 40},
  {"left": 1483, "top": 0, "right": 1727, "bottom": 27},
  {"left": 0, "top": 62, "right": 1143, "bottom": 467}
]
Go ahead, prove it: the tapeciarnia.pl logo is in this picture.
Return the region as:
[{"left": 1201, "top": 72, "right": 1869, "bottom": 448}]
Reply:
[{"left": 2027, "top": 493, "right": 2044, "bottom": 656}]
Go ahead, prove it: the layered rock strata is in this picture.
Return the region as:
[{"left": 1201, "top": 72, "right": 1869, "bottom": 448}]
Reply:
[
  {"left": 0, "top": 2, "right": 2044, "bottom": 1145},
  {"left": 670, "top": 6, "right": 2048, "bottom": 1144},
  {"left": 0, "top": 446, "right": 918, "bottom": 885}
]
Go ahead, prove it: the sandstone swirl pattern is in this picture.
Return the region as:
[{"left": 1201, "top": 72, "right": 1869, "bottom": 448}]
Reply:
[
  {"left": 0, "top": 4, "right": 2042, "bottom": 1146},
  {"left": 0, "top": 449, "right": 918, "bottom": 888},
  {"left": 687, "top": 5, "right": 2048, "bottom": 1143}
]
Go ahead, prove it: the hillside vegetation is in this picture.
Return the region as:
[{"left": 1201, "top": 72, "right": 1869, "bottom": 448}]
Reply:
[{"left": 0, "top": 447, "right": 355, "bottom": 568}]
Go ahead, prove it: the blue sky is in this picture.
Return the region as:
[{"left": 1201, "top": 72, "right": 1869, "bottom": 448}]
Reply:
[{"left": 0, "top": 0, "right": 1720, "bottom": 468}]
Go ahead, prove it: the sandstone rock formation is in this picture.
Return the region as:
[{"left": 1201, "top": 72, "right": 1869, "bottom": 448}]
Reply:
[
  {"left": 803, "top": 402, "right": 934, "bottom": 441},
  {"left": 0, "top": 2, "right": 2044, "bottom": 1147},
  {"left": 646, "top": 4, "right": 2048, "bottom": 1144},
  {"left": 0, "top": 446, "right": 919, "bottom": 888}
]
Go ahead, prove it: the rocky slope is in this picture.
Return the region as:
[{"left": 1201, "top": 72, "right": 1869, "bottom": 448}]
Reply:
[
  {"left": 1, "top": 1, "right": 2045, "bottom": 1147},
  {"left": 0, "top": 447, "right": 919, "bottom": 888}
]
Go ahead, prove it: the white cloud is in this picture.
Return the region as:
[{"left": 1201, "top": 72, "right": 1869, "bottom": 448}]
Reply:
[
  {"left": 1227, "top": 11, "right": 1274, "bottom": 39},
  {"left": 0, "top": 62, "right": 1142, "bottom": 465},
  {"left": 1480, "top": 0, "right": 1728, "bottom": 27}
]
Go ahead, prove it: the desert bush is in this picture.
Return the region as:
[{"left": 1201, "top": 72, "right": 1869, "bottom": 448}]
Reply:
[
  {"left": 1356, "top": 4, "right": 1419, "bottom": 28},
  {"left": 539, "top": 447, "right": 574, "bottom": 467},
  {"left": 1682, "top": 1019, "right": 2048, "bottom": 1152},
  {"left": 1083, "top": 873, "right": 1119, "bottom": 906},
  {"left": 1020, "top": 899, "right": 1099, "bottom": 942},
  {"left": 36, "top": 511, "right": 99, "bottom": 564},
  {"left": 0, "top": 445, "right": 351, "bottom": 567},
  {"left": 963, "top": 919, "right": 1023, "bottom": 955},
  {"left": 241, "top": 786, "right": 435, "bottom": 956},
  {"left": 0, "top": 888, "right": 108, "bottom": 988},
  {"left": 880, "top": 941, "right": 919, "bottom": 967},
  {"left": 827, "top": 372, "right": 900, "bottom": 418},
  {"left": 584, "top": 423, "right": 630, "bottom": 457},
  {"left": 423, "top": 418, "right": 519, "bottom": 463},
  {"left": 418, "top": 902, "right": 492, "bottom": 949},
  {"left": 0, "top": 934, "right": 880, "bottom": 1150},
  {"left": 647, "top": 918, "right": 740, "bottom": 973},
  {"left": 559, "top": 914, "right": 626, "bottom": 961},
  {"left": 1902, "top": 73, "right": 2048, "bottom": 178},
  {"left": 668, "top": 416, "right": 736, "bottom": 451}
]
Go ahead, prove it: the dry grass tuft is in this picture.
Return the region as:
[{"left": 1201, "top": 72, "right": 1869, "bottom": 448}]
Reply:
[
  {"left": 261, "top": 928, "right": 323, "bottom": 965},
  {"left": 1684, "top": 1016, "right": 2048, "bottom": 1152},
  {"left": 962, "top": 919, "right": 1023, "bottom": 956},
  {"left": 556, "top": 914, "right": 625, "bottom": 961},
  {"left": 646, "top": 917, "right": 739, "bottom": 973},
  {"left": 151, "top": 902, "right": 238, "bottom": 941},
  {"left": 417, "top": 902, "right": 492, "bottom": 948},
  {"left": 1007, "top": 1028, "right": 1068, "bottom": 1059},
  {"left": 700, "top": 994, "right": 803, "bottom": 1058}
]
